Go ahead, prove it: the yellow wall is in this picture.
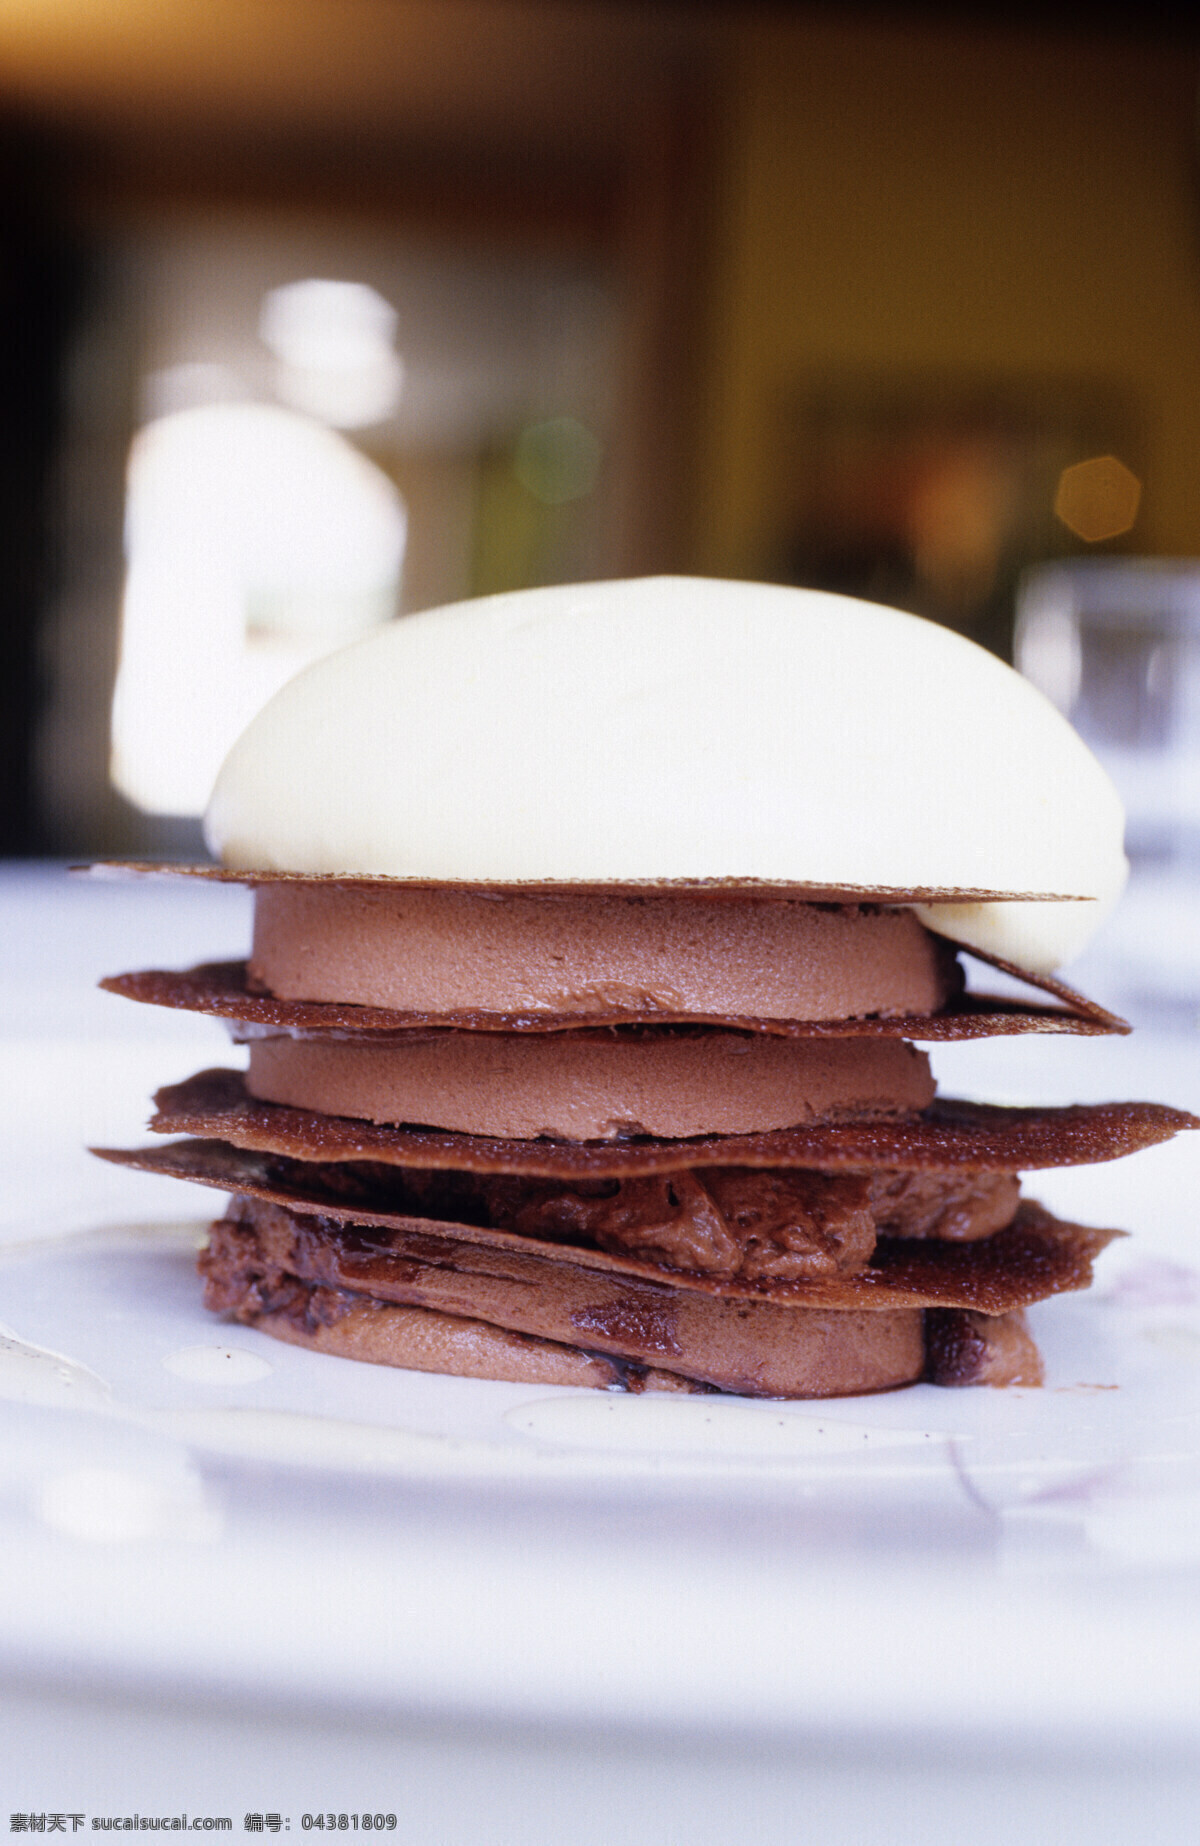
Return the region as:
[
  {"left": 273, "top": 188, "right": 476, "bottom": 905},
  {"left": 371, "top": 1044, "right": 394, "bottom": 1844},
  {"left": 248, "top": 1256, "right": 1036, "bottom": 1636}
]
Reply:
[{"left": 696, "top": 16, "right": 1200, "bottom": 576}]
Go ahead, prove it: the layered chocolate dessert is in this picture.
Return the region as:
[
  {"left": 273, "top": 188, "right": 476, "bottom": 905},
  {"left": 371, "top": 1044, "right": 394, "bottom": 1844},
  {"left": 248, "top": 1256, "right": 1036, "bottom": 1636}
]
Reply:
[{"left": 94, "top": 577, "right": 1196, "bottom": 1397}]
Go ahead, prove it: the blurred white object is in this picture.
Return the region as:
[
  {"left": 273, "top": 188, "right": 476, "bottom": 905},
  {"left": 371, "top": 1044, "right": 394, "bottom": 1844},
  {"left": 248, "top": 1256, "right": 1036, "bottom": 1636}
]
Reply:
[
  {"left": 111, "top": 402, "right": 406, "bottom": 817},
  {"left": 1017, "top": 560, "right": 1200, "bottom": 862},
  {"left": 1016, "top": 560, "right": 1200, "bottom": 1013},
  {"left": 260, "top": 278, "right": 405, "bottom": 429}
]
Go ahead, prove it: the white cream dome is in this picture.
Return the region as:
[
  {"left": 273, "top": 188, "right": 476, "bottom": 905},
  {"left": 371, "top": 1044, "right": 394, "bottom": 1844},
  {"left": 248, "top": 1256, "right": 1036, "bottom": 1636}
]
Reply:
[{"left": 204, "top": 576, "right": 1127, "bottom": 972}]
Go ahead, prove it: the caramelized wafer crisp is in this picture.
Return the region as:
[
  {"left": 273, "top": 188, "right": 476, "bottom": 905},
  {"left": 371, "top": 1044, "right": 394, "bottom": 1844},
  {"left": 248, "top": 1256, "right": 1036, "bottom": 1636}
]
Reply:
[
  {"left": 100, "top": 959, "right": 1127, "bottom": 1038},
  {"left": 82, "top": 863, "right": 1094, "bottom": 901},
  {"left": 148, "top": 1067, "right": 1198, "bottom": 1178}
]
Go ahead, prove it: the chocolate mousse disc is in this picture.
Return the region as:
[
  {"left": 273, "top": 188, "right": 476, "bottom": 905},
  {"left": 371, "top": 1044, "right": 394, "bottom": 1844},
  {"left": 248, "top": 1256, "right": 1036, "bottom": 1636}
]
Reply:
[
  {"left": 242, "top": 1030, "right": 936, "bottom": 1141},
  {"left": 199, "top": 1192, "right": 1055, "bottom": 1394},
  {"left": 240, "top": 1287, "right": 1038, "bottom": 1391},
  {"left": 249, "top": 884, "right": 960, "bottom": 1020},
  {"left": 203, "top": 1196, "right": 929, "bottom": 1397}
]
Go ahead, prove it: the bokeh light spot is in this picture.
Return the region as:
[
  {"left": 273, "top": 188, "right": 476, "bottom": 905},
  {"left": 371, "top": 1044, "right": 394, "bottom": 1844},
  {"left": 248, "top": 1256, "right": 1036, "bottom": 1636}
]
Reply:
[
  {"left": 1054, "top": 454, "right": 1142, "bottom": 543},
  {"left": 513, "top": 416, "right": 602, "bottom": 505}
]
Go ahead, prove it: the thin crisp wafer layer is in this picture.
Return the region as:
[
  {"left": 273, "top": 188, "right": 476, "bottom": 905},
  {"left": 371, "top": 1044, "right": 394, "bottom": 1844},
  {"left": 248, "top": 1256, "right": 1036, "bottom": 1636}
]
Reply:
[
  {"left": 148, "top": 1068, "right": 1198, "bottom": 1178},
  {"left": 95, "top": 1139, "right": 1120, "bottom": 1314},
  {"left": 100, "top": 959, "right": 1127, "bottom": 1037},
  {"left": 82, "top": 863, "right": 1091, "bottom": 901}
]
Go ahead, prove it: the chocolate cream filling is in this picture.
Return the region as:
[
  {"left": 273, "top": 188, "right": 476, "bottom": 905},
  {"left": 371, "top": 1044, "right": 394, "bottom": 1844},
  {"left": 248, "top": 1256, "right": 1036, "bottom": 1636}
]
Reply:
[
  {"left": 470, "top": 1167, "right": 1021, "bottom": 1279},
  {"left": 241, "top": 1030, "right": 936, "bottom": 1141},
  {"left": 99, "top": 1140, "right": 1112, "bottom": 1314},
  {"left": 218, "top": 1151, "right": 1018, "bottom": 1281},
  {"left": 249, "top": 885, "right": 961, "bottom": 1020}
]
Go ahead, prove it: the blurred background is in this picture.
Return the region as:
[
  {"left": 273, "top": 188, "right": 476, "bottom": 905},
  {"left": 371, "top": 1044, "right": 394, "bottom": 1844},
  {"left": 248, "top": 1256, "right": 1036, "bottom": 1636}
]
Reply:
[{"left": 2, "top": 0, "right": 1199, "bottom": 991}]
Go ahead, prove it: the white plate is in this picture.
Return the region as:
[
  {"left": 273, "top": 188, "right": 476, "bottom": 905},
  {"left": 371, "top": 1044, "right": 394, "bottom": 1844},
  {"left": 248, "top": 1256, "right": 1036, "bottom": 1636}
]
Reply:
[
  {"left": 6, "top": 1215, "right": 1200, "bottom": 1501},
  {"left": 5, "top": 862, "right": 1200, "bottom": 1771},
  {"left": 4, "top": 1207, "right": 1200, "bottom": 1748}
]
